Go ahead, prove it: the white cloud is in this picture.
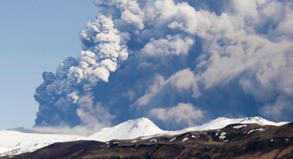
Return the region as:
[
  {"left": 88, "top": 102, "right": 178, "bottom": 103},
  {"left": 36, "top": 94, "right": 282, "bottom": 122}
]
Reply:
[
  {"left": 167, "top": 68, "right": 195, "bottom": 91},
  {"left": 140, "top": 34, "right": 194, "bottom": 56},
  {"left": 134, "top": 74, "right": 165, "bottom": 107},
  {"left": 261, "top": 96, "right": 293, "bottom": 120},
  {"left": 121, "top": 10, "right": 144, "bottom": 30},
  {"left": 148, "top": 103, "right": 204, "bottom": 127}
]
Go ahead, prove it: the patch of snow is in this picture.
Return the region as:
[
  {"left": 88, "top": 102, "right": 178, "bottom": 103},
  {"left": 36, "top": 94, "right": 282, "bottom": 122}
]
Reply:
[
  {"left": 149, "top": 138, "right": 157, "bottom": 142},
  {"left": 233, "top": 125, "right": 247, "bottom": 129},
  {"left": 219, "top": 132, "right": 226, "bottom": 140},
  {"left": 182, "top": 138, "right": 188, "bottom": 142},
  {"left": 247, "top": 130, "right": 255, "bottom": 134},
  {"left": 247, "top": 128, "right": 265, "bottom": 134},
  {"left": 169, "top": 137, "right": 176, "bottom": 142},
  {"left": 258, "top": 128, "right": 265, "bottom": 131},
  {"left": 191, "top": 135, "right": 197, "bottom": 138}
]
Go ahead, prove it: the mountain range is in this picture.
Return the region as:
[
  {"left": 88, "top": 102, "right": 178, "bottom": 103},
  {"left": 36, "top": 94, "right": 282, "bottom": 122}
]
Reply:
[{"left": 0, "top": 117, "right": 292, "bottom": 159}]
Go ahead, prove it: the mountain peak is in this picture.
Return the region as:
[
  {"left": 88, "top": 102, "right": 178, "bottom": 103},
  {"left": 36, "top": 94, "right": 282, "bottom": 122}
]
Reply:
[
  {"left": 240, "top": 116, "right": 287, "bottom": 126},
  {"left": 87, "top": 117, "right": 164, "bottom": 142},
  {"left": 126, "top": 117, "right": 155, "bottom": 126}
]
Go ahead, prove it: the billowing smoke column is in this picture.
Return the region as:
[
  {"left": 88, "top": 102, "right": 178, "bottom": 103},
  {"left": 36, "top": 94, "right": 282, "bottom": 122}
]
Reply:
[
  {"left": 35, "top": 0, "right": 293, "bottom": 130},
  {"left": 35, "top": 15, "right": 128, "bottom": 129}
]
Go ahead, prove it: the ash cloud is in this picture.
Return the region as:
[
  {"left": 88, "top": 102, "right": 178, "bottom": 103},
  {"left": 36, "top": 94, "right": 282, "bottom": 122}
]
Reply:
[{"left": 35, "top": 0, "right": 293, "bottom": 130}]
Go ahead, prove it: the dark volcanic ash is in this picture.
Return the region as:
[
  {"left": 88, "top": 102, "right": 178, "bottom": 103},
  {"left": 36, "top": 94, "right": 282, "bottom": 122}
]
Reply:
[{"left": 34, "top": 0, "right": 293, "bottom": 130}]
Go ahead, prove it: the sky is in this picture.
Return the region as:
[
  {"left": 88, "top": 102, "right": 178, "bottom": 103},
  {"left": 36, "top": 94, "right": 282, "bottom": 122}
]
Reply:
[
  {"left": 1, "top": 0, "right": 293, "bottom": 132},
  {"left": 0, "top": 0, "right": 97, "bottom": 130}
]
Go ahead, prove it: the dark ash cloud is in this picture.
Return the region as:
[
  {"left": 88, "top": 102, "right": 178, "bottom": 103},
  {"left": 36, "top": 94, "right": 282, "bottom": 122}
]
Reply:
[{"left": 34, "top": 0, "right": 293, "bottom": 130}]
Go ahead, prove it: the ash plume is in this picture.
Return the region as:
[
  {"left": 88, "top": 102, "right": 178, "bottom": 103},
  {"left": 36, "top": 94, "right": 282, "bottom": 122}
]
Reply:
[{"left": 35, "top": 0, "right": 293, "bottom": 130}]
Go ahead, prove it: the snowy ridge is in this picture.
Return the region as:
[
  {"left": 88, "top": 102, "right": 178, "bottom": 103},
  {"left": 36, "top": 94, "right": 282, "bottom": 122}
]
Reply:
[
  {"left": 0, "top": 130, "right": 81, "bottom": 156},
  {"left": 185, "top": 116, "right": 287, "bottom": 132},
  {"left": 0, "top": 117, "right": 289, "bottom": 156}
]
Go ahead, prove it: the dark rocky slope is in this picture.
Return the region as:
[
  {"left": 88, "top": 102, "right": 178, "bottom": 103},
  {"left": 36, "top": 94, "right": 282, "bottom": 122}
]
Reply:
[{"left": 3, "top": 122, "right": 293, "bottom": 159}]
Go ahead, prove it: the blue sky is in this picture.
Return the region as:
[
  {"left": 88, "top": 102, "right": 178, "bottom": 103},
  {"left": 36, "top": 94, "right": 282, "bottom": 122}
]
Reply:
[{"left": 0, "top": 0, "right": 97, "bottom": 130}]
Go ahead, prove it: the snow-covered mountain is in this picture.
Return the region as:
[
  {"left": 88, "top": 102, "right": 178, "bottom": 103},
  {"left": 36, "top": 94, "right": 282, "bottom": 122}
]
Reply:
[
  {"left": 86, "top": 117, "right": 165, "bottom": 142},
  {"left": 0, "top": 117, "right": 289, "bottom": 157}
]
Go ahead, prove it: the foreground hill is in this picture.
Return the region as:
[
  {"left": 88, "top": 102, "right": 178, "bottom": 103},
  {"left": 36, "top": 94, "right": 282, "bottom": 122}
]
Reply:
[{"left": 0, "top": 117, "right": 292, "bottom": 159}]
